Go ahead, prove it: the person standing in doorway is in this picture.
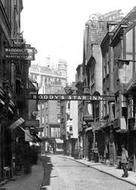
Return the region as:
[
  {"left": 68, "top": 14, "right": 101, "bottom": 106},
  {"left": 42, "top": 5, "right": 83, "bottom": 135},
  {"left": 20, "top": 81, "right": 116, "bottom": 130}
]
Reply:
[
  {"left": 93, "top": 142, "right": 99, "bottom": 162},
  {"left": 121, "top": 144, "right": 128, "bottom": 177}
]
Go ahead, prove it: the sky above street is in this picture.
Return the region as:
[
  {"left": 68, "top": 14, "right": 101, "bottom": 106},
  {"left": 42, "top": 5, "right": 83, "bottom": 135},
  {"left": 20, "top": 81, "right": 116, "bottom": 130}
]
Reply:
[{"left": 21, "top": 0, "right": 136, "bottom": 83}]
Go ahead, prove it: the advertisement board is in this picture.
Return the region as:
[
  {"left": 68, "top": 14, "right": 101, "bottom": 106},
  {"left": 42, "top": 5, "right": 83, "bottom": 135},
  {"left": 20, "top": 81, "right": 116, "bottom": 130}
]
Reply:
[{"left": 5, "top": 46, "right": 36, "bottom": 61}]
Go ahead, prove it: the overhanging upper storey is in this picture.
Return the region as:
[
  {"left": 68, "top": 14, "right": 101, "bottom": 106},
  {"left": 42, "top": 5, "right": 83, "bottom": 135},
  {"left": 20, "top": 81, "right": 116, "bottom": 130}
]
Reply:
[{"left": 110, "top": 24, "right": 127, "bottom": 47}]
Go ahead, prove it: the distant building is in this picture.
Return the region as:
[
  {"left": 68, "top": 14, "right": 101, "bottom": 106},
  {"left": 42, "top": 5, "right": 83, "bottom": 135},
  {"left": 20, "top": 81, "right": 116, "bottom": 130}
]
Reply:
[
  {"left": 29, "top": 59, "right": 67, "bottom": 151},
  {"left": 65, "top": 82, "right": 79, "bottom": 157}
]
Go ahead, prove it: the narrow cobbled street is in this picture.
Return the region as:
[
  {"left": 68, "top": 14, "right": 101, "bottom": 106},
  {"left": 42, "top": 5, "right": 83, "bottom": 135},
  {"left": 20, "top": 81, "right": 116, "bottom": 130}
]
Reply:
[
  {"left": 40, "top": 154, "right": 135, "bottom": 190},
  {"left": 2, "top": 154, "right": 136, "bottom": 190}
]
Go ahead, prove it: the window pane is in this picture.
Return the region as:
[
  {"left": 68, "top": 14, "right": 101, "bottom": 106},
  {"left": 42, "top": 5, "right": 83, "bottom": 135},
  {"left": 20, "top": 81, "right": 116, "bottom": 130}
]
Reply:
[
  {"left": 119, "top": 54, "right": 133, "bottom": 84},
  {"left": 126, "top": 29, "right": 133, "bottom": 53}
]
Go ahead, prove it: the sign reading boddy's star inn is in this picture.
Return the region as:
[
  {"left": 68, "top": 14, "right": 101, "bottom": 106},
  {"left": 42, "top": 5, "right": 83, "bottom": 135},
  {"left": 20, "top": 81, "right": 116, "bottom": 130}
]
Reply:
[{"left": 28, "top": 94, "right": 115, "bottom": 101}]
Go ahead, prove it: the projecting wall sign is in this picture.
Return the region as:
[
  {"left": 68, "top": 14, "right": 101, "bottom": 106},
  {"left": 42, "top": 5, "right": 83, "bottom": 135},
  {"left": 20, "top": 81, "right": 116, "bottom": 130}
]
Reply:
[{"left": 5, "top": 46, "right": 36, "bottom": 61}]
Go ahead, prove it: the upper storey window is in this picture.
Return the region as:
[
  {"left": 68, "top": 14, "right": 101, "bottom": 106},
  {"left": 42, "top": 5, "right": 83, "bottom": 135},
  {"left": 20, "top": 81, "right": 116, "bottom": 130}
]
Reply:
[
  {"left": 126, "top": 29, "right": 133, "bottom": 60},
  {"left": 119, "top": 27, "right": 136, "bottom": 84}
]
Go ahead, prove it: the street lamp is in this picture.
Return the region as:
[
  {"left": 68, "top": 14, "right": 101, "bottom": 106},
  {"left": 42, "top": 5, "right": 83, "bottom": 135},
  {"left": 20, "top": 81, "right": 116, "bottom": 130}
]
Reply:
[{"left": 31, "top": 80, "right": 39, "bottom": 112}]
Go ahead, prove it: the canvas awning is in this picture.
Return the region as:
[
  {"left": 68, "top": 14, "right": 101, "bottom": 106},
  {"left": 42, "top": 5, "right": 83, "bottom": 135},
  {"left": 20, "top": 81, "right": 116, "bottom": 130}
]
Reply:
[
  {"left": 0, "top": 87, "right": 6, "bottom": 106},
  {"left": 0, "top": 87, "right": 5, "bottom": 98},
  {"left": 9, "top": 117, "right": 25, "bottom": 130},
  {"left": 19, "top": 127, "right": 42, "bottom": 142},
  {"left": 0, "top": 99, "right": 5, "bottom": 105}
]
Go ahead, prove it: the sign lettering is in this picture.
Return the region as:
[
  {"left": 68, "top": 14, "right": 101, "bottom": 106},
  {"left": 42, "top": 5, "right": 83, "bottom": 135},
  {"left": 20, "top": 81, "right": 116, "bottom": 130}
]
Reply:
[
  {"left": 27, "top": 94, "right": 115, "bottom": 101},
  {"left": 5, "top": 46, "right": 35, "bottom": 61}
]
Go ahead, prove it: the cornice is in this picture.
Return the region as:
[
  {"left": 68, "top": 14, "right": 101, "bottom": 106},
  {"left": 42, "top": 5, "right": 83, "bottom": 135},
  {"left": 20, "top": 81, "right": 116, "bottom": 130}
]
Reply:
[{"left": 110, "top": 24, "right": 127, "bottom": 47}]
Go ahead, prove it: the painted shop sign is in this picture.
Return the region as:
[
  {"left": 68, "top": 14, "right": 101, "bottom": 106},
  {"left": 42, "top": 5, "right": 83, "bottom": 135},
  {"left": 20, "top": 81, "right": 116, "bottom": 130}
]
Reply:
[
  {"left": 5, "top": 47, "right": 35, "bottom": 61},
  {"left": 28, "top": 94, "right": 115, "bottom": 101}
]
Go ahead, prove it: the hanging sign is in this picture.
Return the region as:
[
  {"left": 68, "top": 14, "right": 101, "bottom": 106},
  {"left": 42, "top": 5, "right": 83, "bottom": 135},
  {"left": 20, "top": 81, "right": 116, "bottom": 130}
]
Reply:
[
  {"left": 27, "top": 93, "right": 115, "bottom": 101},
  {"left": 5, "top": 46, "right": 35, "bottom": 61}
]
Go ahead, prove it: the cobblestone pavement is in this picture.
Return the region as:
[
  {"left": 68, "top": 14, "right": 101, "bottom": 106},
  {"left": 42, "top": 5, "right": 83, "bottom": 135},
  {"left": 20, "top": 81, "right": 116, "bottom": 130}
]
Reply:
[
  {"left": 41, "top": 154, "right": 135, "bottom": 190},
  {"left": 63, "top": 155, "right": 136, "bottom": 186},
  {"left": 1, "top": 154, "right": 136, "bottom": 190}
]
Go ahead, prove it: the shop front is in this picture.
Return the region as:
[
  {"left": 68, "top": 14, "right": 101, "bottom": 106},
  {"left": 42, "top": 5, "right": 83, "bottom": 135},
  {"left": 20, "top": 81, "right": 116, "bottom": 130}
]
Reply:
[
  {"left": 85, "top": 127, "right": 93, "bottom": 161},
  {"left": 113, "top": 117, "right": 128, "bottom": 168},
  {"left": 126, "top": 82, "right": 136, "bottom": 171},
  {"left": 93, "top": 120, "right": 116, "bottom": 165},
  {"left": 0, "top": 87, "right": 16, "bottom": 181},
  {"left": 127, "top": 118, "right": 136, "bottom": 171}
]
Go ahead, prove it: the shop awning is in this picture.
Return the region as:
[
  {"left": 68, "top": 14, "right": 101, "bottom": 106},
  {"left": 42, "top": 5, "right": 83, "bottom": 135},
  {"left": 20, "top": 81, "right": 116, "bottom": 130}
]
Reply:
[
  {"left": 9, "top": 99, "right": 15, "bottom": 107},
  {"left": 9, "top": 117, "right": 25, "bottom": 130},
  {"left": 20, "top": 126, "right": 42, "bottom": 142},
  {"left": 8, "top": 106, "right": 14, "bottom": 114},
  {"left": 20, "top": 127, "right": 33, "bottom": 142},
  {"left": 0, "top": 99, "right": 5, "bottom": 105},
  {"left": 0, "top": 87, "right": 5, "bottom": 98},
  {"left": 55, "top": 138, "right": 63, "bottom": 143},
  {"left": 0, "top": 87, "right": 6, "bottom": 106}
]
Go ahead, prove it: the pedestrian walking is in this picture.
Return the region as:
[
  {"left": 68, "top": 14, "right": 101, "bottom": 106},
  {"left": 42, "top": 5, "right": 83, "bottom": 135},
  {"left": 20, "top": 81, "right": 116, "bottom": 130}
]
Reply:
[
  {"left": 121, "top": 144, "right": 128, "bottom": 178},
  {"left": 109, "top": 135, "right": 116, "bottom": 166}
]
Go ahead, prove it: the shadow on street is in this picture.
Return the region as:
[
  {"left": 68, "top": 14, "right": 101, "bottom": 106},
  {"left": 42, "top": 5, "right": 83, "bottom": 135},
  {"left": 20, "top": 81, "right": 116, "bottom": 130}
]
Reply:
[{"left": 40, "top": 155, "right": 53, "bottom": 187}]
